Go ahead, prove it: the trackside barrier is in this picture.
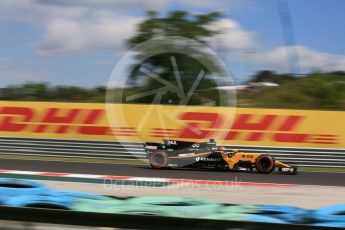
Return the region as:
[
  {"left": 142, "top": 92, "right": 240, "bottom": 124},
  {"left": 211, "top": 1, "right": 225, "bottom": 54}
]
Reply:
[
  {"left": 1, "top": 101, "right": 345, "bottom": 168},
  {"left": 0, "top": 179, "right": 49, "bottom": 197},
  {"left": 312, "top": 204, "right": 345, "bottom": 227},
  {"left": 1, "top": 136, "right": 345, "bottom": 168},
  {"left": 0, "top": 206, "right": 332, "bottom": 230},
  {"left": 0, "top": 179, "right": 345, "bottom": 228}
]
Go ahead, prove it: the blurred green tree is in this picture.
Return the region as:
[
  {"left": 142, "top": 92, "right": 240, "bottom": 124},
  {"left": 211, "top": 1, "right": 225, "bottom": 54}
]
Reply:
[{"left": 116, "top": 11, "right": 226, "bottom": 106}]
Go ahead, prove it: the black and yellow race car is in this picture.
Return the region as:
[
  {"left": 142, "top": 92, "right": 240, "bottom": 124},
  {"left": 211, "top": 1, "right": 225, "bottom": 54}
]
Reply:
[{"left": 144, "top": 139, "right": 297, "bottom": 174}]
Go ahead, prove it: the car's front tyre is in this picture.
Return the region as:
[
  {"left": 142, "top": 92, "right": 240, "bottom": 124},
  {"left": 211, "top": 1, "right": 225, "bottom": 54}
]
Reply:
[{"left": 255, "top": 155, "right": 275, "bottom": 174}]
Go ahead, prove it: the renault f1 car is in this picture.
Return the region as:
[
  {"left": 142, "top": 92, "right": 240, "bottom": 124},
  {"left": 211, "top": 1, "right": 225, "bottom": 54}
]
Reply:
[{"left": 144, "top": 139, "right": 297, "bottom": 174}]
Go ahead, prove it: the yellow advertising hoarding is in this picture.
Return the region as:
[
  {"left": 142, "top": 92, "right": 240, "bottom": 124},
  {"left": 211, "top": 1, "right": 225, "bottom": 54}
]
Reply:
[{"left": 0, "top": 101, "right": 344, "bottom": 148}]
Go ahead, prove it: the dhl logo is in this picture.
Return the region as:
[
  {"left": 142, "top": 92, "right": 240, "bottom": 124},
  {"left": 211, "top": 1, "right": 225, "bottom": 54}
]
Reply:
[
  {"left": 175, "top": 112, "right": 338, "bottom": 145},
  {"left": 0, "top": 107, "right": 135, "bottom": 136},
  {"left": 0, "top": 106, "right": 339, "bottom": 145}
]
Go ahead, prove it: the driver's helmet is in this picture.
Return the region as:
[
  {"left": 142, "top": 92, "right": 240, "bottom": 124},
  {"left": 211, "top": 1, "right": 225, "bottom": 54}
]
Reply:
[
  {"left": 232, "top": 149, "right": 239, "bottom": 154},
  {"left": 217, "top": 146, "right": 226, "bottom": 152}
]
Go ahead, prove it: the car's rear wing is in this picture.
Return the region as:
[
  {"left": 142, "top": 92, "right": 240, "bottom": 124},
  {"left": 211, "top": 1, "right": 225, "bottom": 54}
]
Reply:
[{"left": 144, "top": 139, "right": 218, "bottom": 155}]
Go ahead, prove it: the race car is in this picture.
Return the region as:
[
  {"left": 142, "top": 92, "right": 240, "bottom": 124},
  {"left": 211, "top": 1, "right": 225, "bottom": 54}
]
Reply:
[{"left": 144, "top": 139, "right": 297, "bottom": 174}]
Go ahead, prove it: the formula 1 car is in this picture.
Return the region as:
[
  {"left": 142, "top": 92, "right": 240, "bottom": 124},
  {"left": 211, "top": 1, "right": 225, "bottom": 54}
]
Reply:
[{"left": 144, "top": 139, "right": 297, "bottom": 174}]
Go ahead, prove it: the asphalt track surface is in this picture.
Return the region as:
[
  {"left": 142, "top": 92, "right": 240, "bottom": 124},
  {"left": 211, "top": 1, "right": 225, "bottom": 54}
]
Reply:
[{"left": 0, "top": 159, "right": 344, "bottom": 186}]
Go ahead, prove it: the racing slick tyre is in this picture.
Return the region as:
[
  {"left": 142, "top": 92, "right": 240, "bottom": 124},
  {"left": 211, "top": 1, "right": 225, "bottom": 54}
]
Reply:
[
  {"left": 149, "top": 150, "right": 169, "bottom": 169},
  {"left": 255, "top": 155, "right": 275, "bottom": 174}
]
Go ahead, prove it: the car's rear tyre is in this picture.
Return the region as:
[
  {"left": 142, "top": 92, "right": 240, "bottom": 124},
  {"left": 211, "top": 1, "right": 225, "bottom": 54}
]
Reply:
[
  {"left": 149, "top": 150, "right": 169, "bottom": 169},
  {"left": 256, "top": 155, "right": 275, "bottom": 174}
]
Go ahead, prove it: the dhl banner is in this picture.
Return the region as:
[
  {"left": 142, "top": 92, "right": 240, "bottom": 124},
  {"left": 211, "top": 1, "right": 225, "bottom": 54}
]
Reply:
[{"left": 0, "top": 101, "right": 344, "bottom": 148}]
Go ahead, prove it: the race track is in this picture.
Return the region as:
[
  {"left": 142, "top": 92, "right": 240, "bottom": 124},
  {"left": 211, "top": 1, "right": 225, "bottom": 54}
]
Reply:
[{"left": 0, "top": 159, "right": 344, "bottom": 186}]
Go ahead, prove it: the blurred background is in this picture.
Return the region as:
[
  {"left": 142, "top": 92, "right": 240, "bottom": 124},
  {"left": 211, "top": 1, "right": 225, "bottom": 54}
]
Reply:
[
  {"left": 1, "top": 1, "right": 345, "bottom": 229},
  {"left": 1, "top": 0, "right": 345, "bottom": 109}
]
